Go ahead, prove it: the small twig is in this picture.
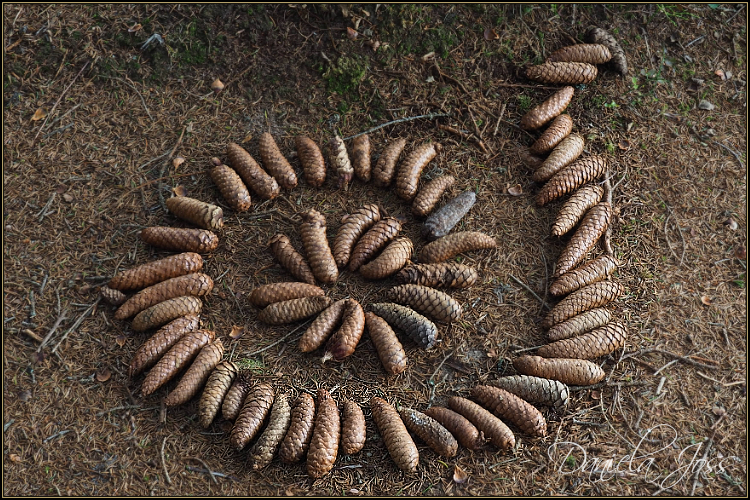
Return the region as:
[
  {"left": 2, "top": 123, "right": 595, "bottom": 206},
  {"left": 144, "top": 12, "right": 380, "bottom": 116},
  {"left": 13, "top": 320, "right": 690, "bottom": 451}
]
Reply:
[
  {"left": 188, "top": 457, "right": 218, "bottom": 484},
  {"left": 697, "top": 371, "right": 724, "bottom": 385},
  {"left": 161, "top": 436, "right": 172, "bottom": 485},
  {"left": 493, "top": 81, "right": 560, "bottom": 90},
  {"left": 100, "top": 76, "right": 153, "bottom": 120},
  {"left": 96, "top": 405, "right": 142, "bottom": 417},
  {"left": 429, "top": 349, "right": 455, "bottom": 382},
  {"left": 33, "top": 60, "right": 90, "bottom": 144},
  {"left": 185, "top": 466, "right": 238, "bottom": 481},
  {"left": 568, "top": 380, "right": 649, "bottom": 392},
  {"left": 436, "top": 124, "right": 488, "bottom": 153},
  {"left": 22, "top": 329, "right": 44, "bottom": 343},
  {"left": 690, "top": 434, "right": 716, "bottom": 495},
  {"left": 713, "top": 140, "right": 745, "bottom": 168},
  {"left": 43, "top": 429, "right": 71, "bottom": 443},
  {"left": 37, "top": 311, "right": 69, "bottom": 351},
  {"left": 36, "top": 193, "right": 56, "bottom": 222},
  {"left": 467, "top": 105, "right": 483, "bottom": 141},
  {"left": 433, "top": 63, "right": 471, "bottom": 95},
  {"left": 493, "top": 103, "right": 507, "bottom": 137},
  {"left": 652, "top": 359, "right": 679, "bottom": 376},
  {"left": 244, "top": 320, "right": 311, "bottom": 356},
  {"left": 343, "top": 112, "right": 452, "bottom": 141},
  {"left": 51, "top": 299, "right": 100, "bottom": 354},
  {"left": 508, "top": 274, "right": 550, "bottom": 309}
]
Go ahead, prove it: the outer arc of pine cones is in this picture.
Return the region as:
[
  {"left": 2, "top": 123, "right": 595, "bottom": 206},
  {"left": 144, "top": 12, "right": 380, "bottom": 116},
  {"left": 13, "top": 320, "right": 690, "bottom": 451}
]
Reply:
[
  {"left": 257, "top": 296, "right": 333, "bottom": 325},
  {"left": 322, "top": 299, "right": 366, "bottom": 363},
  {"left": 222, "top": 371, "right": 254, "bottom": 421},
  {"left": 248, "top": 393, "right": 292, "bottom": 470},
  {"left": 268, "top": 234, "right": 317, "bottom": 285},
  {"left": 370, "top": 397, "right": 419, "bottom": 473},
  {"left": 537, "top": 321, "right": 628, "bottom": 359},
  {"left": 551, "top": 184, "right": 604, "bottom": 236},
  {"left": 295, "top": 136, "right": 326, "bottom": 188},
  {"left": 340, "top": 399, "right": 366, "bottom": 455},
  {"left": 532, "top": 134, "right": 585, "bottom": 183},
  {"left": 299, "top": 209, "right": 339, "bottom": 284},
  {"left": 248, "top": 281, "right": 325, "bottom": 308},
  {"left": 513, "top": 355, "right": 606, "bottom": 386},
  {"left": 109, "top": 252, "right": 203, "bottom": 291},
  {"left": 399, "top": 407, "right": 458, "bottom": 458},
  {"left": 530, "top": 114, "right": 574, "bottom": 155},
  {"left": 525, "top": 62, "right": 598, "bottom": 85},
  {"left": 259, "top": 132, "right": 298, "bottom": 190},
  {"left": 332, "top": 204, "right": 381, "bottom": 268},
  {"left": 350, "top": 134, "right": 372, "bottom": 182},
  {"left": 547, "top": 44, "right": 612, "bottom": 64},
  {"left": 550, "top": 254, "right": 619, "bottom": 296},
  {"left": 164, "top": 338, "right": 225, "bottom": 407},
  {"left": 165, "top": 196, "right": 224, "bottom": 231},
  {"left": 129, "top": 314, "right": 201, "bottom": 378},
  {"left": 359, "top": 237, "right": 414, "bottom": 280},
  {"left": 422, "top": 190, "right": 477, "bottom": 241},
  {"left": 279, "top": 392, "right": 316, "bottom": 464},
  {"left": 520, "top": 86, "right": 575, "bottom": 131},
  {"left": 114, "top": 273, "right": 214, "bottom": 320},
  {"left": 348, "top": 217, "right": 402, "bottom": 271},
  {"left": 364, "top": 312, "right": 408, "bottom": 375},
  {"left": 140, "top": 227, "right": 219, "bottom": 253},
  {"left": 543, "top": 281, "right": 623, "bottom": 328},
  {"left": 210, "top": 164, "right": 252, "bottom": 212},
  {"left": 447, "top": 396, "right": 515, "bottom": 450},
  {"left": 470, "top": 385, "right": 547, "bottom": 437},
  {"left": 299, "top": 299, "right": 347, "bottom": 353},
  {"left": 131, "top": 295, "right": 203, "bottom": 332},
  {"left": 547, "top": 307, "right": 611, "bottom": 341},
  {"left": 388, "top": 284, "right": 462, "bottom": 323},
  {"left": 140, "top": 329, "right": 215, "bottom": 396},
  {"left": 419, "top": 231, "right": 497, "bottom": 263},
  {"left": 536, "top": 155, "right": 609, "bottom": 206},
  {"left": 395, "top": 262, "right": 479, "bottom": 289},
  {"left": 554, "top": 202, "right": 612, "bottom": 278},
  {"left": 395, "top": 142, "right": 440, "bottom": 201},
  {"left": 369, "top": 302, "right": 438, "bottom": 349},
  {"left": 225, "top": 142, "right": 281, "bottom": 200},
  {"left": 230, "top": 383, "right": 275, "bottom": 450},
  {"left": 585, "top": 26, "right": 628, "bottom": 76},
  {"left": 412, "top": 175, "right": 455, "bottom": 218},
  {"left": 372, "top": 137, "right": 407, "bottom": 187},
  {"left": 330, "top": 134, "right": 354, "bottom": 191},
  {"left": 422, "top": 406, "right": 485, "bottom": 451},
  {"left": 306, "top": 389, "right": 341, "bottom": 479},
  {"left": 198, "top": 360, "right": 238, "bottom": 428},
  {"left": 488, "top": 375, "right": 570, "bottom": 409}
]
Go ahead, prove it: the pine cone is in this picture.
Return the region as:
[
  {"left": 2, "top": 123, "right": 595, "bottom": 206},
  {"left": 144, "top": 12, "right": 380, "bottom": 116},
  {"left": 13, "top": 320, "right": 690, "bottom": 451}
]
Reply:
[
  {"left": 419, "top": 231, "right": 496, "bottom": 263},
  {"left": 210, "top": 164, "right": 252, "bottom": 212},
  {"left": 348, "top": 218, "right": 402, "bottom": 271},
  {"left": 248, "top": 282, "right": 324, "bottom": 308},
  {"left": 115, "top": 273, "right": 213, "bottom": 320},
  {"left": 340, "top": 400, "right": 366, "bottom": 455},
  {"left": 395, "top": 142, "right": 440, "bottom": 201},
  {"left": 422, "top": 406, "right": 484, "bottom": 450},
  {"left": 259, "top": 132, "right": 297, "bottom": 190},
  {"left": 387, "top": 284, "right": 462, "bottom": 323},
  {"left": 248, "top": 393, "right": 292, "bottom": 470},
  {"left": 141, "top": 329, "right": 215, "bottom": 396},
  {"left": 530, "top": 114, "right": 574, "bottom": 155},
  {"left": 370, "top": 397, "right": 419, "bottom": 472},
  {"left": 230, "top": 383, "right": 275, "bottom": 450},
  {"left": 551, "top": 184, "right": 604, "bottom": 236},
  {"left": 359, "top": 237, "right": 413, "bottom": 280},
  {"left": 470, "top": 385, "right": 547, "bottom": 437},
  {"left": 322, "top": 299, "right": 365, "bottom": 363},
  {"left": 226, "top": 142, "right": 280, "bottom": 200},
  {"left": 536, "top": 155, "right": 609, "bottom": 206},
  {"left": 422, "top": 190, "right": 477, "bottom": 241},
  {"left": 295, "top": 136, "right": 326, "bottom": 188},
  {"left": 100, "top": 285, "right": 127, "bottom": 306},
  {"left": 131, "top": 295, "right": 203, "bottom": 332},
  {"left": 365, "top": 312, "right": 408, "bottom": 375},
  {"left": 372, "top": 138, "right": 406, "bottom": 187},
  {"left": 585, "top": 27, "right": 628, "bottom": 76},
  {"left": 165, "top": 338, "right": 224, "bottom": 407},
  {"left": 537, "top": 321, "right": 628, "bottom": 359},
  {"left": 513, "top": 355, "right": 605, "bottom": 386},
  {"left": 448, "top": 396, "right": 515, "bottom": 450},
  {"left": 369, "top": 302, "right": 438, "bottom": 349},
  {"left": 532, "top": 134, "right": 585, "bottom": 183},
  {"left": 489, "top": 375, "right": 569, "bottom": 409},
  {"left": 543, "top": 281, "right": 623, "bottom": 328},
  {"left": 222, "top": 371, "right": 254, "bottom": 421},
  {"left": 299, "top": 209, "right": 339, "bottom": 284},
  {"left": 554, "top": 202, "right": 612, "bottom": 277},
  {"left": 350, "top": 134, "right": 372, "bottom": 182},
  {"left": 330, "top": 134, "right": 353, "bottom": 191},
  {"left": 412, "top": 175, "right": 455, "bottom": 218},
  {"left": 268, "top": 234, "right": 317, "bottom": 285},
  {"left": 520, "top": 86, "right": 574, "bottom": 130},
  {"left": 279, "top": 392, "right": 316, "bottom": 463},
  {"left": 332, "top": 204, "right": 381, "bottom": 268},
  {"left": 526, "top": 62, "right": 598, "bottom": 85},
  {"left": 198, "top": 361, "right": 238, "bottom": 428},
  {"left": 140, "top": 227, "right": 219, "bottom": 253},
  {"left": 165, "top": 196, "right": 223, "bottom": 231},
  {"left": 129, "top": 314, "right": 200, "bottom": 377},
  {"left": 547, "top": 307, "right": 611, "bottom": 341},
  {"left": 257, "top": 296, "right": 333, "bottom": 325},
  {"left": 547, "top": 44, "right": 612, "bottom": 64},
  {"left": 299, "top": 299, "right": 347, "bottom": 353},
  {"left": 395, "top": 262, "right": 479, "bottom": 289},
  {"left": 550, "top": 254, "right": 619, "bottom": 296},
  {"left": 399, "top": 407, "right": 458, "bottom": 457},
  {"left": 306, "top": 389, "right": 341, "bottom": 478}
]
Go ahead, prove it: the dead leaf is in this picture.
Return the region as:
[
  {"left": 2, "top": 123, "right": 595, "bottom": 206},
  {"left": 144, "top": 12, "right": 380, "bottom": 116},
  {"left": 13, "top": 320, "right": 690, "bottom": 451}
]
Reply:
[
  {"left": 366, "top": 39, "right": 381, "bottom": 51},
  {"left": 487, "top": 348, "right": 497, "bottom": 358},
  {"left": 95, "top": 367, "right": 111, "bottom": 382},
  {"left": 590, "top": 390, "right": 601, "bottom": 400},
  {"left": 453, "top": 464, "right": 469, "bottom": 484},
  {"left": 9, "top": 453, "right": 22, "bottom": 463},
  {"left": 115, "top": 334, "right": 127, "bottom": 347},
  {"left": 508, "top": 184, "right": 523, "bottom": 196},
  {"left": 241, "top": 132, "right": 253, "bottom": 143},
  {"left": 724, "top": 218, "right": 738, "bottom": 231},
  {"left": 712, "top": 405, "right": 727, "bottom": 417},
  {"left": 346, "top": 27, "right": 359, "bottom": 40},
  {"left": 698, "top": 100, "right": 715, "bottom": 111},
  {"left": 229, "top": 325, "right": 245, "bottom": 340},
  {"left": 211, "top": 78, "right": 225, "bottom": 93},
  {"left": 715, "top": 69, "right": 726, "bottom": 80},
  {"left": 172, "top": 156, "right": 185, "bottom": 169},
  {"left": 18, "top": 389, "right": 32, "bottom": 402},
  {"left": 30, "top": 351, "right": 44, "bottom": 364},
  {"left": 55, "top": 184, "right": 67, "bottom": 194},
  {"left": 62, "top": 193, "right": 74, "bottom": 202},
  {"left": 173, "top": 185, "right": 188, "bottom": 197},
  {"left": 734, "top": 245, "right": 746, "bottom": 260},
  {"left": 700, "top": 295, "right": 712, "bottom": 306},
  {"left": 618, "top": 140, "right": 631, "bottom": 151},
  {"left": 31, "top": 108, "right": 47, "bottom": 121},
  {"left": 128, "top": 23, "right": 142, "bottom": 33},
  {"left": 483, "top": 27, "right": 499, "bottom": 40}
]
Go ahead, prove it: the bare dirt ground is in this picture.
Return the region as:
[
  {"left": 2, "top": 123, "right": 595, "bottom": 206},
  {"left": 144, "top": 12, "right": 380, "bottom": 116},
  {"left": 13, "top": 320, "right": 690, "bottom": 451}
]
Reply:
[{"left": 3, "top": 3, "right": 747, "bottom": 496}]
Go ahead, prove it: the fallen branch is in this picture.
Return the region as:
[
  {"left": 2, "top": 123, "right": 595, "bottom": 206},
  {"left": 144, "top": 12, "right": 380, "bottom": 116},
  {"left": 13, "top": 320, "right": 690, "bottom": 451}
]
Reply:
[
  {"left": 343, "top": 112, "right": 452, "bottom": 141},
  {"left": 187, "top": 457, "right": 218, "bottom": 484},
  {"left": 508, "top": 274, "right": 550, "bottom": 310},
  {"left": 161, "top": 436, "right": 172, "bottom": 485},
  {"left": 51, "top": 298, "right": 100, "bottom": 354},
  {"left": 185, "top": 466, "right": 238, "bottom": 482},
  {"left": 244, "top": 320, "right": 311, "bottom": 357},
  {"left": 37, "top": 311, "right": 69, "bottom": 352},
  {"left": 33, "top": 61, "right": 90, "bottom": 144},
  {"left": 436, "top": 124, "right": 488, "bottom": 153}
]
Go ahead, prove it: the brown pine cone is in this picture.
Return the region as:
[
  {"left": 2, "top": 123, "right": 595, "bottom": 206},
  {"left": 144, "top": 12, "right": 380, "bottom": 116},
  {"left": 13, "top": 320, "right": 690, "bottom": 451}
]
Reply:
[
  {"left": 129, "top": 314, "right": 200, "bottom": 377},
  {"left": 372, "top": 138, "right": 406, "bottom": 187},
  {"left": 513, "top": 355, "right": 605, "bottom": 386},
  {"left": 530, "top": 114, "right": 574, "bottom": 155},
  {"left": 279, "top": 392, "right": 316, "bottom": 463},
  {"left": 422, "top": 190, "right": 477, "bottom": 241},
  {"left": 551, "top": 184, "right": 604, "bottom": 236},
  {"left": 210, "top": 164, "right": 252, "bottom": 212},
  {"left": 306, "top": 389, "right": 341, "bottom": 478},
  {"left": 470, "top": 385, "right": 547, "bottom": 437},
  {"left": 330, "top": 134, "right": 353, "bottom": 191},
  {"left": 359, "top": 237, "right": 414, "bottom": 280},
  {"left": 543, "top": 281, "right": 623, "bottom": 328},
  {"left": 547, "top": 44, "right": 612, "bottom": 64},
  {"left": 165, "top": 338, "right": 224, "bottom": 407},
  {"left": 554, "top": 202, "right": 612, "bottom": 277},
  {"left": 422, "top": 406, "right": 484, "bottom": 450},
  {"left": 526, "top": 62, "right": 598, "bottom": 85},
  {"left": 340, "top": 399, "right": 366, "bottom": 455},
  {"left": 370, "top": 397, "right": 419, "bottom": 472},
  {"left": 532, "top": 134, "right": 585, "bottom": 183},
  {"left": 230, "top": 383, "right": 275, "bottom": 450},
  {"left": 141, "top": 329, "right": 215, "bottom": 396},
  {"left": 299, "top": 209, "right": 339, "bottom": 284},
  {"left": 295, "top": 136, "right": 326, "bottom": 188},
  {"left": 412, "top": 175, "right": 455, "bottom": 218},
  {"left": 322, "top": 299, "right": 365, "bottom": 363},
  {"left": 400, "top": 407, "right": 458, "bottom": 458},
  {"left": 248, "top": 393, "right": 292, "bottom": 470},
  {"left": 131, "top": 295, "right": 203, "bottom": 332},
  {"left": 299, "top": 299, "right": 347, "bottom": 353},
  {"left": 489, "top": 375, "right": 569, "bottom": 409},
  {"left": 550, "top": 255, "right": 619, "bottom": 296},
  {"left": 198, "top": 360, "right": 238, "bottom": 428},
  {"left": 248, "top": 282, "right": 324, "bottom": 308},
  {"left": 419, "top": 231, "right": 497, "bottom": 263},
  {"left": 165, "top": 196, "right": 223, "bottom": 231},
  {"left": 226, "top": 142, "right": 280, "bottom": 200},
  {"left": 140, "top": 227, "right": 219, "bottom": 253},
  {"left": 448, "top": 396, "right": 515, "bottom": 450},
  {"left": 520, "top": 148, "right": 547, "bottom": 169},
  {"left": 348, "top": 218, "right": 402, "bottom": 271},
  {"left": 222, "top": 371, "right": 254, "bottom": 421},
  {"left": 350, "top": 134, "right": 372, "bottom": 182},
  {"left": 536, "top": 155, "right": 609, "bottom": 206},
  {"left": 395, "top": 142, "right": 440, "bottom": 201},
  {"left": 114, "top": 273, "right": 213, "bottom": 320},
  {"left": 538, "top": 322, "right": 628, "bottom": 359},
  {"left": 332, "top": 204, "right": 381, "bottom": 268},
  {"left": 520, "top": 86, "right": 575, "bottom": 131},
  {"left": 395, "top": 262, "right": 479, "bottom": 289},
  {"left": 585, "top": 27, "right": 628, "bottom": 76},
  {"left": 365, "top": 312, "right": 408, "bottom": 375},
  {"left": 547, "top": 307, "right": 611, "bottom": 341},
  {"left": 388, "top": 284, "right": 461, "bottom": 323},
  {"left": 257, "top": 296, "right": 333, "bottom": 325},
  {"left": 268, "top": 234, "right": 317, "bottom": 285},
  {"left": 369, "top": 302, "right": 438, "bottom": 349},
  {"left": 259, "top": 132, "right": 297, "bottom": 190}
]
